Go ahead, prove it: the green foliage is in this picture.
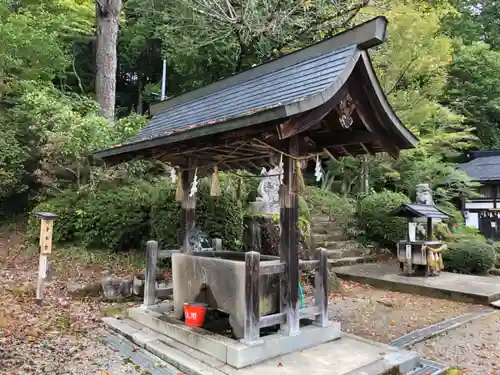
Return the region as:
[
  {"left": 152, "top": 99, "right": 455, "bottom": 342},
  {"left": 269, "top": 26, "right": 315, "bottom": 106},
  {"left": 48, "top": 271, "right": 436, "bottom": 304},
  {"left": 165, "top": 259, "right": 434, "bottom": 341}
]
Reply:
[
  {"left": 75, "top": 182, "right": 154, "bottom": 250},
  {"left": 27, "top": 190, "right": 81, "bottom": 243},
  {"left": 358, "top": 190, "right": 410, "bottom": 247},
  {"left": 443, "top": 238, "right": 495, "bottom": 275},
  {"left": 303, "top": 186, "right": 356, "bottom": 230},
  {"left": 444, "top": 42, "right": 500, "bottom": 149}
]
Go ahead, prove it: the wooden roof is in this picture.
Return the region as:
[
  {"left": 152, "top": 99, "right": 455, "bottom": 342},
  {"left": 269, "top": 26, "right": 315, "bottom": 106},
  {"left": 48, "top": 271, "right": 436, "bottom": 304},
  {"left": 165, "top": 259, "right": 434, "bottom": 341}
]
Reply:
[
  {"left": 95, "top": 17, "right": 418, "bottom": 170},
  {"left": 392, "top": 204, "right": 450, "bottom": 219}
]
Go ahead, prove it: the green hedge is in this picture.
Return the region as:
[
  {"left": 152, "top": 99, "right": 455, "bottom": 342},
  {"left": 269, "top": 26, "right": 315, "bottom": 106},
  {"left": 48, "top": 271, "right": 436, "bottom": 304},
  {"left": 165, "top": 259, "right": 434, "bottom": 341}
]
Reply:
[
  {"left": 27, "top": 190, "right": 81, "bottom": 243},
  {"left": 28, "top": 178, "right": 245, "bottom": 251},
  {"left": 358, "top": 190, "right": 410, "bottom": 247},
  {"left": 443, "top": 238, "right": 495, "bottom": 275},
  {"left": 151, "top": 179, "right": 244, "bottom": 249}
]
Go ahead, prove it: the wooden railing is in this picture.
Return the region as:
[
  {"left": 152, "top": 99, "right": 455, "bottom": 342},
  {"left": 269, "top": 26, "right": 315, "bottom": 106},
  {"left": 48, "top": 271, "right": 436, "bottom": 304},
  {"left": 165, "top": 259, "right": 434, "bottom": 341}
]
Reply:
[
  {"left": 142, "top": 238, "right": 222, "bottom": 306},
  {"left": 243, "top": 248, "right": 329, "bottom": 344}
]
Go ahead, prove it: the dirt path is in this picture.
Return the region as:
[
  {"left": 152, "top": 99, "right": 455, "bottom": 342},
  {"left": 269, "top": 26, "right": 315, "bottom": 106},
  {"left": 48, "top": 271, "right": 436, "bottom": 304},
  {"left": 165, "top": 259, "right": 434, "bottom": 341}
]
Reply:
[{"left": 412, "top": 311, "right": 500, "bottom": 375}]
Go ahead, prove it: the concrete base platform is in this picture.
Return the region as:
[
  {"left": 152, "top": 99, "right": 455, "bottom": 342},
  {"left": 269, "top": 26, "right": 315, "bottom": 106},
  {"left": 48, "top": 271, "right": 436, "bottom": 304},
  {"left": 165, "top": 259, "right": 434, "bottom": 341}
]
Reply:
[
  {"left": 126, "top": 306, "right": 342, "bottom": 369},
  {"left": 103, "top": 316, "right": 420, "bottom": 375},
  {"left": 335, "top": 263, "right": 500, "bottom": 304}
]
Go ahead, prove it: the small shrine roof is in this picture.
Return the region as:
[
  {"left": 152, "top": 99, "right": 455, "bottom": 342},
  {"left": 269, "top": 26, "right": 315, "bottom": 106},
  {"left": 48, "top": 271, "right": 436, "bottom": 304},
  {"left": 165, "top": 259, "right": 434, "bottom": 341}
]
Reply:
[{"left": 392, "top": 204, "right": 450, "bottom": 219}]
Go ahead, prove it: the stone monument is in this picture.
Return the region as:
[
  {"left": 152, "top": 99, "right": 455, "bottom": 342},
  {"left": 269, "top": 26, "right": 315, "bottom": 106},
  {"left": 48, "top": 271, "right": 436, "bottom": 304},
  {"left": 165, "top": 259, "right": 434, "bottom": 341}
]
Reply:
[{"left": 250, "top": 165, "right": 281, "bottom": 215}]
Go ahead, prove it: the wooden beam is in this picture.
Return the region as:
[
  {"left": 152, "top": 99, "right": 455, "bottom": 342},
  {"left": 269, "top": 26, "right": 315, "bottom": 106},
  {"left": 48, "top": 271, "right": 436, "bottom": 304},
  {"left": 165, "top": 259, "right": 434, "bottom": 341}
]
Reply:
[
  {"left": 181, "top": 158, "right": 197, "bottom": 253},
  {"left": 279, "top": 135, "right": 301, "bottom": 336},
  {"left": 260, "top": 262, "right": 285, "bottom": 275},
  {"left": 243, "top": 251, "right": 262, "bottom": 344},
  {"left": 279, "top": 88, "right": 346, "bottom": 139},
  {"left": 312, "top": 130, "right": 376, "bottom": 150},
  {"left": 314, "top": 248, "right": 329, "bottom": 327},
  {"left": 349, "top": 82, "right": 400, "bottom": 158}
]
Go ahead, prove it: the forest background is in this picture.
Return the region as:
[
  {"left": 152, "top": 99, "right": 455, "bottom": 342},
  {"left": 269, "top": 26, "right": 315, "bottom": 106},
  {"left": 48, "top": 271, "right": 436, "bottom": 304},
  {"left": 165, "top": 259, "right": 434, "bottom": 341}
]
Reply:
[{"left": 1, "top": 0, "right": 499, "bottom": 272}]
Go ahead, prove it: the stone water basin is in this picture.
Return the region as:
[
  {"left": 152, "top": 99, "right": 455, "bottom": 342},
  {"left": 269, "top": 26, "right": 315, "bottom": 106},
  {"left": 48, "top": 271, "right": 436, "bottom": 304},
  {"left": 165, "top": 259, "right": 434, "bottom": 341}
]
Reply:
[{"left": 172, "top": 251, "right": 280, "bottom": 339}]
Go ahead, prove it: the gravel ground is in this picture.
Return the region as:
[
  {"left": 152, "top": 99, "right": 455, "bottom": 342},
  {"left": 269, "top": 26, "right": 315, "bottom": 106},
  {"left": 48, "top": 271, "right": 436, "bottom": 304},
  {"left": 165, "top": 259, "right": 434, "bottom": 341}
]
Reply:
[
  {"left": 412, "top": 311, "right": 500, "bottom": 375},
  {"left": 305, "top": 280, "right": 490, "bottom": 344}
]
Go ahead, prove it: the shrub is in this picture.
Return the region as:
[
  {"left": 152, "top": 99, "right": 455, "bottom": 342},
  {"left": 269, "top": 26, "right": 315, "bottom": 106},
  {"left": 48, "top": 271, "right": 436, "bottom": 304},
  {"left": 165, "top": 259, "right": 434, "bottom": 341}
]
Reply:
[
  {"left": 27, "top": 190, "right": 82, "bottom": 243},
  {"left": 358, "top": 190, "right": 410, "bottom": 247},
  {"left": 303, "top": 186, "right": 356, "bottom": 230},
  {"left": 75, "top": 181, "right": 154, "bottom": 251},
  {"left": 443, "top": 238, "right": 495, "bottom": 274},
  {"left": 150, "top": 178, "right": 245, "bottom": 250}
]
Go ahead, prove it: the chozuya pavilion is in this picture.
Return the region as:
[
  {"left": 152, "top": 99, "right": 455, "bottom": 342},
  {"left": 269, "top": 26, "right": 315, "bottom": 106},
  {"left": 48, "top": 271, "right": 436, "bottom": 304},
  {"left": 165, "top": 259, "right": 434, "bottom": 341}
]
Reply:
[{"left": 96, "top": 16, "right": 422, "bottom": 375}]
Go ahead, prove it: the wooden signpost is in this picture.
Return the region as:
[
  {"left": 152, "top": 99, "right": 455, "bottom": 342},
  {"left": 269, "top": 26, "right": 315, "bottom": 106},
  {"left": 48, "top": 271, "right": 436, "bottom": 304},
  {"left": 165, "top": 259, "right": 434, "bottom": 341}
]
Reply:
[{"left": 31, "top": 211, "right": 58, "bottom": 306}]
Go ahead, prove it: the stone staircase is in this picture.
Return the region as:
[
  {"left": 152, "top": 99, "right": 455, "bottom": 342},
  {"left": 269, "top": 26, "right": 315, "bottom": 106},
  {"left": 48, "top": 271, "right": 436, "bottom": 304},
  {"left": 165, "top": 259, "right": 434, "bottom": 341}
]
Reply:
[{"left": 310, "top": 214, "right": 372, "bottom": 267}]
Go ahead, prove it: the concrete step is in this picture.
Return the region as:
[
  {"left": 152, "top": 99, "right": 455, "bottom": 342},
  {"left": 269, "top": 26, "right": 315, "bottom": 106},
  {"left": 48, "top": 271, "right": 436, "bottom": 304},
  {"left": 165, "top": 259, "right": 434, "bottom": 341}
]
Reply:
[
  {"left": 321, "top": 241, "right": 367, "bottom": 251},
  {"left": 328, "top": 257, "right": 367, "bottom": 267},
  {"left": 326, "top": 248, "right": 368, "bottom": 259},
  {"left": 313, "top": 233, "right": 350, "bottom": 243}
]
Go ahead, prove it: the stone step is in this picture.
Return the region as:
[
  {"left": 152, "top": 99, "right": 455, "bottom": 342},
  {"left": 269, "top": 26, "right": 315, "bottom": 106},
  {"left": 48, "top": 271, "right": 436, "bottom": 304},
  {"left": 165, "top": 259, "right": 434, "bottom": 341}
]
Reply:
[
  {"left": 326, "top": 248, "right": 368, "bottom": 259},
  {"left": 321, "top": 241, "right": 367, "bottom": 251},
  {"left": 311, "top": 226, "right": 344, "bottom": 235},
  {"left": 313, "top": 233, "right": 350, "bottom": 243},
  {"left": 328, "top": 257, "right": 366, "bottom": 267}
]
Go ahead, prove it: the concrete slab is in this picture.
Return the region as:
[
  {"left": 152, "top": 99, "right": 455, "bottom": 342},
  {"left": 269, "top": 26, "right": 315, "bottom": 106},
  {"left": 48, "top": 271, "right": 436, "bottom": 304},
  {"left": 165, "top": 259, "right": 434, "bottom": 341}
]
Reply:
[
  {"left": 128, "top": 307, "right": 342, "bottom": 369},
  {"left": 103, "top": 317, "right": 420, "bottom": 375},
  {"left": 334, "top": 263, "right": 500, "bottom": 304}
]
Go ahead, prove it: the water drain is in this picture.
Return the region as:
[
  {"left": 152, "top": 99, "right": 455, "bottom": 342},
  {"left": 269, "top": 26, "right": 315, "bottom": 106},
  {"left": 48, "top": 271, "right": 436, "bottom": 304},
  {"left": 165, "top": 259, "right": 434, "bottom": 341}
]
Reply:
[
  {"left": 407, "top": 359, "right": 448, "bottom": 375},
  {"left": 389, "top": 310, "right": 491, "bottom": 348},
  {"left": 100, "top": 330, "right": 178, "bottom": 375}
]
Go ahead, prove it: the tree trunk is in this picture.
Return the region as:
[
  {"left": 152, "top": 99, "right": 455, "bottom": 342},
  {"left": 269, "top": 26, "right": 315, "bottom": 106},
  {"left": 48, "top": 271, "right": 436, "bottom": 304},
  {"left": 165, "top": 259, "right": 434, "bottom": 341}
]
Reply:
[{"left": 95, "top": 0, "right": 122, "bottom": 120}]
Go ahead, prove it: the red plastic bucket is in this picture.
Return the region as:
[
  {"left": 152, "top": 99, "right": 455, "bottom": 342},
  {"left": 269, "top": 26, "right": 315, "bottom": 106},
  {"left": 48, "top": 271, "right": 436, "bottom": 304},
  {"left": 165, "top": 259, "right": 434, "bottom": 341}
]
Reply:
[{"left": 184, "top": 302, "right": 208, "bottom": 327}]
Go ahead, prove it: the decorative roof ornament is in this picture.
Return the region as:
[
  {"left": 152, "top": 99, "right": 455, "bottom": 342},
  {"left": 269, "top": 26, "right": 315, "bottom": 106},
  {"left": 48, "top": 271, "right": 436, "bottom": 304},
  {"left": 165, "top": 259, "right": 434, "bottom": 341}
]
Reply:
[
  {"left": 170, "top": 166, "right": 177, "bottom": 183},
  {"left": 279, "top": 153, "right": 284, "bottom": 185},
  {"left": 189, "top": 168, "right": 199, "bottom": 197},
  {"left": 314, "top": 155, "right": 324, "bottom": 182},
  {"left": 337, "top": 93, "right": 355, "bottom": 129}
]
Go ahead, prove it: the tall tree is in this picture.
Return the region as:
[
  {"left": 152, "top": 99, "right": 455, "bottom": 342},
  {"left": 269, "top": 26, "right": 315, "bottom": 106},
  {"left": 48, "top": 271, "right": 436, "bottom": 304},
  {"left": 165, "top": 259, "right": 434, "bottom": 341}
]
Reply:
[{"left": 95, "top": 0, "right": 122, "bottom": 120}]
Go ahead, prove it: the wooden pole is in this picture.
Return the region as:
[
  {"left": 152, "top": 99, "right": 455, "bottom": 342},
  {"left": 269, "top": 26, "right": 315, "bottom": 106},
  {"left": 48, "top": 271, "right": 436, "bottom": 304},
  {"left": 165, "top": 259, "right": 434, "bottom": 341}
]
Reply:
[
  {"left": 143, "top": 240, "right": 159, "bottom": 306},
  {"left": 31, "top": 212, "right": 58, "bottom": 306},
  {"left": 243, "top": 251, "right": 261, "bottom": 344},
  {"left": 279, "top": 135, "right": 300, "bottom": 336},
  {"left": 314, "top": 248, "right": 329, "bottom": 327},
  {"left": 181, "top": 158, "right": 197, "bottom": 253}
]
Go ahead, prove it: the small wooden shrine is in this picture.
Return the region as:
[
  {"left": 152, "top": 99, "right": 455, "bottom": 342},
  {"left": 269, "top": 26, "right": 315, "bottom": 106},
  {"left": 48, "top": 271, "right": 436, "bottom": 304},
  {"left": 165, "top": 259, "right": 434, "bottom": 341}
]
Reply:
[
  {"left": 393, "top": 204, "right": 450, "bottom": 277},
  {"left": 95, "top": 16, "right": 418, "bottom": 367}
]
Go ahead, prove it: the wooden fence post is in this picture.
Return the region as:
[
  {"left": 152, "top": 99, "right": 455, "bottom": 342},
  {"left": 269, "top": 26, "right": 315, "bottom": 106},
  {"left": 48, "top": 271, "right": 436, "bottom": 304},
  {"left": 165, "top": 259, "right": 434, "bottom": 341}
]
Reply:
[
  {"left": 143, "top": 240, "right": 158, "bottom": 307},
  {"left": 32, "top": 212, "right": 58, "bottom": 306},
  {"left": 314, "top": 248, "right": 329, "bottom": 327},
  {"left": 243, "top": 251, "right": 261, "bottom": 344}
]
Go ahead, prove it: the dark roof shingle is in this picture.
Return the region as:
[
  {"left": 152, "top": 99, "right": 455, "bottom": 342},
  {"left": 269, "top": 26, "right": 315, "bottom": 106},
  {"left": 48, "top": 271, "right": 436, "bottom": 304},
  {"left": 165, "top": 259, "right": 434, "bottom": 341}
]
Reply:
[
  {"left": 132, "top": 45, "right": 357, "bottom": 143},
  {"left": 392, "top": 204, "right": 450, "bottom": 219},
  {"left": 458, "top": 155, "right": 500, "bottom": 182}
]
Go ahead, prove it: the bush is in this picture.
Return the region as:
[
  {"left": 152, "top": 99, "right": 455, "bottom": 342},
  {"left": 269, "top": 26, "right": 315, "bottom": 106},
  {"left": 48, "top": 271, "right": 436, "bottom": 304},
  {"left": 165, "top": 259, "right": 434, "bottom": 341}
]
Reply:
[
  {"left": 303, "top": 186, "right": 356, "bottom": 230},
  {"left": 358, "top": 190, "right": 411, "bottom": 247},
  {"left": 29, "top": 177, "right": 245, "bottom": 252},
  {"left": 75, "top": 181, "right": 154, "bottom": 251},
  {"left": 443, "top": 238, "right": 495, "bottom": 274},
  {"left": 150, "top": 178, "right": 245, "bottom": 250},
  {"left": 27, "top": 190, "right": 81, "bottom": 243}
]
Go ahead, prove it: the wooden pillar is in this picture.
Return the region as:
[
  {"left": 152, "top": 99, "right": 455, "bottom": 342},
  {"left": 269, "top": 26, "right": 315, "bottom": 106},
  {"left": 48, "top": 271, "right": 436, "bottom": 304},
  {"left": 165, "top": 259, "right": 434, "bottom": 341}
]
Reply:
[
  {"left": 314, "top": 248, "right": 329, "bottom": 327},
  {"left": 426, "top": 218, "right": 433, "bottom": 241},
  {"left": 143, "top": 240, "right": 158, "bottom": 306},
  {"left": 279, "top": 135, "right": 300, "bottom": 336},
  {"left": 181, "top": 159, "right": 196, "bottom": 253},
  {"left": 243, "top": 251, "right": 261, "bottom": 344}
]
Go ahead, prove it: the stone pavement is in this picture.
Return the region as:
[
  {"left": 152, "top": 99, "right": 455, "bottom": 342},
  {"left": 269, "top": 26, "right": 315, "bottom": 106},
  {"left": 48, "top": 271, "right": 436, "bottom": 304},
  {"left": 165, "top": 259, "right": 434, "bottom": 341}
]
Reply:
[{"left": 334, "top": 263, "right": 500, "bottom": 304}]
